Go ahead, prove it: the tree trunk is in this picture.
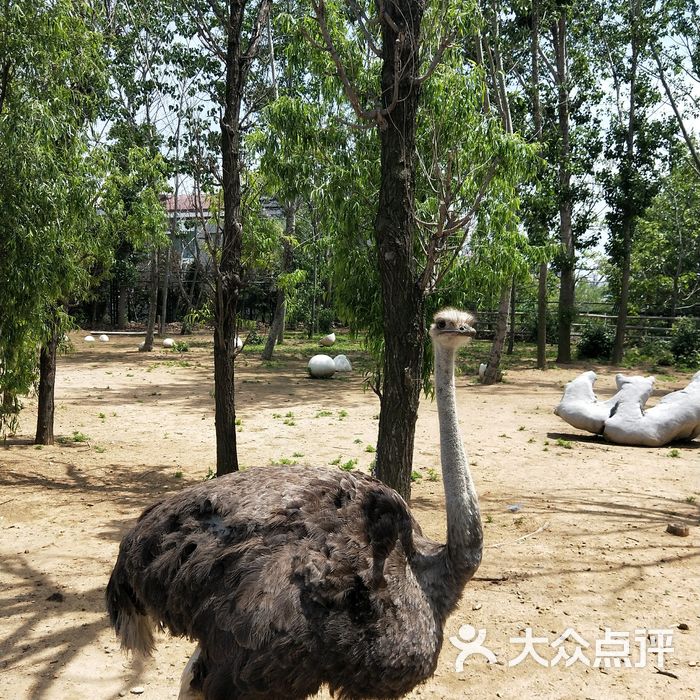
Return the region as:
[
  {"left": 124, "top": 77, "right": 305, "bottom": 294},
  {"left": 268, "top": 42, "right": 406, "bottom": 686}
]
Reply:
[
  {"left": 141, "top": 250, "right": 159, "bottom": 351},
  {"left": 160, "top": 245, "right": 171, "bottom": 336},
  {"left": 262, "top": 206, "right": 294, "bottom": 359},
  {"left": 537, "top": 262, "right": 548, "bottom": 368},
  {"left": 612, "top": 32, "right": 639, "bottom": 365},
  {"left": 213, "top": 0, "right": 270, "bottom": 476},
  {"left": 507, "top": 281, "right": 516, "bottom": 354},
  {"left": 482, "top": 283, "right": 510, "bottom": 385},
  {"left": 35, "top": 311, "right": 60, "bottom": 445},
  {"left": 531, "top": 0, "right": 547, "bottom": 370},
  {"left": 117, "top": 282, "right": 128, "bottom": 329},
  {"left": 373, "top": 0, "right": 425, "bottom": 501},
  {"left": 553, "top": 13, "right": 575, "bottom": 364}
]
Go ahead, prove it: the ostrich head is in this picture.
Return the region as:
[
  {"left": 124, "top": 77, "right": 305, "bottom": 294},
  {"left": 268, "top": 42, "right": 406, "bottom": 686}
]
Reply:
[{"left": 429, "top": 308, "right": 477, "bottom": 350}]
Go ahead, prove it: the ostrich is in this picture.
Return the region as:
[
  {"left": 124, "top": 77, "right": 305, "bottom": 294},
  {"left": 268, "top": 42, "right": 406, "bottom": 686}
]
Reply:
[{"left": 106, "top": 308, "right": 482, "bottom": 699}]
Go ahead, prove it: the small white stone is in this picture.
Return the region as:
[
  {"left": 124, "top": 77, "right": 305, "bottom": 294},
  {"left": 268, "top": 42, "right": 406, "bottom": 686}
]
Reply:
[
  {"left": 130, "top": 687, "right": 145, "bottom": 695},
  {"left": 333, "top": 354, "right": 352, "bottom": 372},
  {"left": 319, "top": 332, "right": 336, "bottom": 347},
  {"left": 162, "top": 338, "right": 175, "bottom": 348},
  {"left": 98, "top": 334, "right": 109, "bottom": 342},
  {"left": 84, "top": 335, "right": 95, "bottom": 343}
]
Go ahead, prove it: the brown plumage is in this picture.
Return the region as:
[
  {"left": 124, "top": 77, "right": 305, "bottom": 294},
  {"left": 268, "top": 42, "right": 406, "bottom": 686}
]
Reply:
[{"left": 106, "top": 308, "right": 482, "bottom": 699}]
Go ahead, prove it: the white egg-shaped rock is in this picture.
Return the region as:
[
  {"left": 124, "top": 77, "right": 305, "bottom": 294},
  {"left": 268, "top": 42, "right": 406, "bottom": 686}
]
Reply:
[
  {"left": 98, "top": 334, "right": 109, "bottom": 342},
  {"left": 308, "top": 354, "right": 336, "bottom": 378},
  {"left": 478, "top": 362, "right": 487, "bottom": 379},
  {"left": 319, "top": 332, "right": 336, "bottom": 347},
  {"left": 84, "top": 335, "right": 95, "bottom": 343},
  {"left": 333, "top": 354, "right": 352, "bottom": 372},
  {"left": 235, "top": 335, "right": 243, "bottom": 350},
  {"left": 162, "top": 338, "right": 175, "bottom": 348}
]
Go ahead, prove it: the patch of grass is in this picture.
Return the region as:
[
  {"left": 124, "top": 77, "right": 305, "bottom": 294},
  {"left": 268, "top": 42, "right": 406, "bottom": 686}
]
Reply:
[
  {"left": 34, "top": 445, "right": 43, "bottom": 450},
  {"left": 172, "top": 340, "right": 189, "bottom": 352},
  {"left": 684, "top": 495, "right": 696, "bottom": 503},
  {"left": 669, "top": 448, "right": 681, "bottom": 458},
  {"left": 365, "top": 444, "right": 376, "bottom": 453},
  {"left": 527, "top": 437, "right": 536, "bottom": 444},
  {"left": 285, "top": 411, "right": 295, "bottom": 418},
  {"left": 426, "top": 468, "right": 439, "bottom": 482},
  {"left": 338, "top": 409, "right": 348, "bottom": 419},
  {"left": 292, "top": 452, "right": 304, "bottom": 458},
  {"left": 485, "top": 514, "right": 493, "bottom": 524},
  {"left": 174, "top": 470, "right": 183, "bottom": 479},
  {"left": 235, "top": 418, "right": 242, "bottom": 426},
  {"left": 518, "top": 425, "right": 525, "bottom": 431},
  {"left": 272, "top": 457, "right": 298, "bottom": 466},
  {"left": 498, "top": 433, "right": 511, "bottom": 439},
  {"left": 410, "top": 470, "right": 422, "bottom": 482},
  {"left": 339, "top": 458, "right": 357, "bottom": 471},
  {"left": 556, "top": 438, "right": 572, "bottom": 449},
  {"left": 94, "top": 445, "right": 106, "bottom": 454},
  {"left": 353, "top": 438, "right": 363, "bottom": 444},
  {"left": 330, "top": 457, "right": 341, "bottom": 465},
  {"left": 204, "top": 467, "right": 216, "bottom": 480},
  {"left": 283, "top": 418, "right": 296, "bottom": 426},
  {"left": 98, "top": 412, "right": 106, "bottom": 421},
  {"left": 315, "top": 410, "right": 333, "bottom": 418},
  {"left": 272, "top": 412, "right": 281, "bottom": 419}
]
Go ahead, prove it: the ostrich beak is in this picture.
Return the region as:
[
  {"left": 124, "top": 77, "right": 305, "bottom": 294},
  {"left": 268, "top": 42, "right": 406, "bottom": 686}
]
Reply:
[{"left": 440, "top": 325, "right": 476, "bottom": 337}]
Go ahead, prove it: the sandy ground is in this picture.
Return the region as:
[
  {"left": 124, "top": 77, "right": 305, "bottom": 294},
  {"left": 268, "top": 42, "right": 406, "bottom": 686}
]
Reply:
[{"left": 0, "top": 332, "right": 698, "bottom": 700}]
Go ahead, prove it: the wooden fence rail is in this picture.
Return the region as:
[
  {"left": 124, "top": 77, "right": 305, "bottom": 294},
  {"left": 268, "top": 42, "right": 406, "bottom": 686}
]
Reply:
[{"left": 475, "top": 309, "right": 700, "bottom": 342}]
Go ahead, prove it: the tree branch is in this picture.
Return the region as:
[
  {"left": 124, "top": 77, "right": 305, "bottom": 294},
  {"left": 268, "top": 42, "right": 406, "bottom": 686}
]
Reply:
[
  {"left": 652, "top": 48, "right": 700, "bottom": 176},
  {"left": 308, "top": 0, "right": 381, "bottom": 124},
  {"left": 242, "top": 0, "right": 271, "bottom": 62}
]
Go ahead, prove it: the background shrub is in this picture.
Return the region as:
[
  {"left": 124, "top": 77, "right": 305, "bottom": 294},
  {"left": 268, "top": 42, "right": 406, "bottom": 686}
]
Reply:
[{"left": 577, "top": 321, "right": 614, "bottom": 360}]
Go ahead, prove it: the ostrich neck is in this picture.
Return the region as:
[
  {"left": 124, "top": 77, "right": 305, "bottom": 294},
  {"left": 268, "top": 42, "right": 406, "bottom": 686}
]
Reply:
[{"left": 434, "top": 344, "right": 482, "bottom": 583}]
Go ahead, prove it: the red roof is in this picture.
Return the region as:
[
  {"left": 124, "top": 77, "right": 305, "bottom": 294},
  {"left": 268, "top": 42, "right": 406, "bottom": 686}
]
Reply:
[{"left": 163, "top": 194, "right": 212, "bottom": 214}]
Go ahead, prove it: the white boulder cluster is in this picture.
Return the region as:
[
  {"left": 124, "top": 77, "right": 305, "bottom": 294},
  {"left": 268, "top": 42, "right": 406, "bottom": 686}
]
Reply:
[
  {"left": 554, "top": 370, "right": 700, "bottom": 446},
  {"left": 307, "top": 354, "right": 353, "bottom": 379}
]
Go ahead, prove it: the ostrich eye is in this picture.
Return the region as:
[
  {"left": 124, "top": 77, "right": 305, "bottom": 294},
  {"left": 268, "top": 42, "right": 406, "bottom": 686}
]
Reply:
[{"left": 436, "top": 320, "right": 446, "bottom": 329}]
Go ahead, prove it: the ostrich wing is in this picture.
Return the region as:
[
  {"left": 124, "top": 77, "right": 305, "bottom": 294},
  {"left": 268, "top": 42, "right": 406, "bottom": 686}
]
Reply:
[{"left": 112, "top": 466, "right": 420, "bottom": 653}]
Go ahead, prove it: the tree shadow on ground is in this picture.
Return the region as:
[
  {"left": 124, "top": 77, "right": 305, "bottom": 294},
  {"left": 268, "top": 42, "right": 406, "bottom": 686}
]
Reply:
[{"left": 0, "top": 554, "right": 148, "bottom": 700}]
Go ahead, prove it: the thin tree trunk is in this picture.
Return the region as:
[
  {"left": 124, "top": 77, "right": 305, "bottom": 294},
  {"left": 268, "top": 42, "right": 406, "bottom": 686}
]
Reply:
[
  {"left": 612, "top": 30, "right": 639, "bottom": 365},
  {"left": 160, "top": 246, "right": 171, "bottom": 336},
  {"left": 537, "top": 262, "right": 548, "bottom": 368},
  {"left": 373, "top": 0, "right": 425, "bottom": 501},
  {"left": 35, "top": 311, "right": 60, "bottom": 445},
  {"left": 507, "top": 281, "right": 516, "bottom": 354},
  {"left": 117, "top": 282, "right": 128, "bottom": 329},
  {"left": 141, "top": 250, "right": 159, "bottom": 351},
  {"left": 531, "top": 0, "right": 547, "bottom": 370},
  {"left": 262, "top": 206, "right": 294, "bottom": 359},
  {"left": 483, "top": 283, "right": 510, "bottom": 385},
  {"left": 553, "top": 13, "right": 575, "bottom": 364}
]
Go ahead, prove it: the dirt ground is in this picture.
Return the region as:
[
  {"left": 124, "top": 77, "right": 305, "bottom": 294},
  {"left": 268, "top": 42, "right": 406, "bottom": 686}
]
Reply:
[{"left": 0, "top": 331, "right": 698, "bottom": 700}]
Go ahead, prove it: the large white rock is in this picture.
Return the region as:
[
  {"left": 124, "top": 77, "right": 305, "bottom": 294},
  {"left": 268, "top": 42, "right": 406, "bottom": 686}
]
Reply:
[
  {"left": 319, "top": 332, "right": 336, "bottom": 347},
  {"left": 555, "top": 370, "right": 700, "bottom": 446},
  {"left": 333, "top": 354, "right": 352, "bottom": 372},
  {"left": 98, "top": 334, "right": 109, "bottom": 342},
  {"left": 162, "top": 338, "right": 175, "bottom": 348},
  {"left": 308, "top": 354, "right": 336, "bottom": 378},
  {"left": 84, "top": 335, "right": 95, "bottom": 343}
]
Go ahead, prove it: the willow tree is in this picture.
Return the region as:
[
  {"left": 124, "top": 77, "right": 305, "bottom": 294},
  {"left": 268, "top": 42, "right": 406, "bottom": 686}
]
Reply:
[
  {"left": 0, "top": 0, "right": 107, "bottom": 442},
  {"left": 306, "top": 0, "right": 532, "bottom": 498}
]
